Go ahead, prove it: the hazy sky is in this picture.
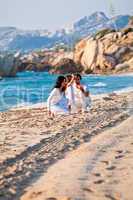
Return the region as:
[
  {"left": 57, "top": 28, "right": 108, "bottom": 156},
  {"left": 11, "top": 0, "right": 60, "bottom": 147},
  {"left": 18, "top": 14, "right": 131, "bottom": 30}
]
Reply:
[{"left": 0, "top": 0, "right": 133, "bottom": 30}]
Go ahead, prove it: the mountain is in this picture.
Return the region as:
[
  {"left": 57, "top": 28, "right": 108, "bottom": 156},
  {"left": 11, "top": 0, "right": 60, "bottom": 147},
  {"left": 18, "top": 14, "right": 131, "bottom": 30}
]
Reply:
[
  {"left": 0, "top": 12, "right": 131, "bottom": 52},
  {"left": 73, "top": 11, "right": 109, "bottom": 37}
]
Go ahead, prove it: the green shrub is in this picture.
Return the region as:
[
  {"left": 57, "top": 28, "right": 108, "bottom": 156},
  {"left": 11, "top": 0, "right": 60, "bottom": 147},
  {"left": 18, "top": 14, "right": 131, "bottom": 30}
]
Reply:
[
  {"left": 84, "top": 68, "right": 93, "bottom": 74},
  {"left": 94, "top": 28, "right": 115, "bottom": 40},
  {"left": 122, "top": 27, "right": 133, "bottom": 35}
]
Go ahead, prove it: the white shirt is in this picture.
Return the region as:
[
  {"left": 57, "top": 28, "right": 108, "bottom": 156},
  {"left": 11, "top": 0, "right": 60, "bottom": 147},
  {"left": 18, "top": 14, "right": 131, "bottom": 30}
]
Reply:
[
  {"left": 47, "top": 88, "right": 64, "bottom": 111},
  {"left": 73, "top": 83, "right": 91, "bottom": 109},
  {"left": 73, "top": 83, "right": 84, "bottom": 103},
  {"left": 65, "top": 85, "right": 75, "bottom": 105}
]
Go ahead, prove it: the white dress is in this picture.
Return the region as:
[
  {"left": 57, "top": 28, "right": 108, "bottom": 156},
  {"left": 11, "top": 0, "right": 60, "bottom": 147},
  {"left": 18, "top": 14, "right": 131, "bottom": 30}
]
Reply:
[{"left": 47, "top": 88, "right": 69, "bottom": 115}]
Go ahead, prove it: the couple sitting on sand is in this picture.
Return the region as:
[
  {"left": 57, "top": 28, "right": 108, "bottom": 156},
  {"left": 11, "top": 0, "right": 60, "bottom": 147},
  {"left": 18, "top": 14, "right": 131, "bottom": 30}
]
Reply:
[{"left": 47, "top": 74, "right": 91, "bottom": 117}]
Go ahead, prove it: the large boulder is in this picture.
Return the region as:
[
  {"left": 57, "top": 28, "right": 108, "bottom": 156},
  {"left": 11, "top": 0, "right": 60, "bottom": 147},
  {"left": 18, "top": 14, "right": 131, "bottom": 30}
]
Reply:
[
  {"left": 0, "top": 54, "right": 18, "bottom": 77},
  {"left": 50, "top": 52, "right": 73, "bottom": 66},
  {"left": 115, "top": 63, "right": 130, "bottom": 72},
  {"left": 18, "top": 61, "right": 52, "bottom": 72},
  {"left": 74, "top": 29, "right": 133, "bottom": 74},
  {"left": 128, "top": 57, "right": 133, "bottom": 69},
  {"left": 50, "top": 58, "right": 83, "bottom": 74},
  {"left": 115, "top": 57, "right": 133, "bottom": 72},
  {"left": 17, "top": 51, "right": 73, "bottom": 73}
]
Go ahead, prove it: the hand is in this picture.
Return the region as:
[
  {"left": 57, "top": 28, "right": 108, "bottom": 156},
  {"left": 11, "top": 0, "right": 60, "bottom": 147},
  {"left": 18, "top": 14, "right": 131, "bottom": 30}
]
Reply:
[
  {"left": 76, "top": 84, "right": 84, "bottom": 92},
  {"left": 85, "top": 91, "right": 89, "bottom": 97},
  {"left": 71, "top": 74, "right": 74, "bottom": 78},
  {"left": 48, "top": 110, "right": 53, "bottom": 116},
  {"left": 48, "top": 110, "right": 51, "bottom": 116},
  {"left": 71, "top": 74, "right": 75, "bottom": 82}
]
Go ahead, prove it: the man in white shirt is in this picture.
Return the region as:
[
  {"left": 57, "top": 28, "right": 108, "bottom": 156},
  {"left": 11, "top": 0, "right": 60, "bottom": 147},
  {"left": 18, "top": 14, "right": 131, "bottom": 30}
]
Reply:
[{"left": 65, "top": 74, "right": 91, "bottom": 113}]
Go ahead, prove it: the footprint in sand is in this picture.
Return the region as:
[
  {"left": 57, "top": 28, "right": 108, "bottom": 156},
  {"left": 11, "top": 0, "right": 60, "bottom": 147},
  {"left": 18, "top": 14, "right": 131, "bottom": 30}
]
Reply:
[
  {"left": 46, "top": 198, "right": 71, "bottom": 200},
  {"left": 106, "top": 166, "right": 116, "bottom": 171},
  {"left": 93, "top": 173, "right": 101, "bottom": 177},
  {"left": 116, "top": 150, "right": 123, "bottom": 154},
  {"left": 83, "top": 187, "right": 94, "bottom": 193},
  {"left": 101, "top": 160, "right": 109, "bottom": 165},
  {"left": 105, "top": 193, "right": 120, "bottom": 200},
  {"left": 115, "top": 154, "right": 124, "bottom": 159},
  {"left": 94, "top": 179, "right": 104, "bottom": 184}
]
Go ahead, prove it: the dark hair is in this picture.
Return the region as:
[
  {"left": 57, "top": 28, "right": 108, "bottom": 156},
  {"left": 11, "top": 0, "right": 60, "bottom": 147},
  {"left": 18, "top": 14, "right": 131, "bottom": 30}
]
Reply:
[
  {"left": 66, "top": 74, "right": 72, "bottom": 79},
  {"left": 54, "top": 76, "right": 66, "bottom": 92},
  {"left": 75, "top": 73, "right": 82, "bottom": 80}
]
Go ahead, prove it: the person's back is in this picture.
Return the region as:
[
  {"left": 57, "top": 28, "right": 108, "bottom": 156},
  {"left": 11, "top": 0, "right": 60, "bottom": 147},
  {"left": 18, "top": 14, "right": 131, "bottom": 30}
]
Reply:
[{"left": 47, "top": 76, "right": 69, "bottom": 116}]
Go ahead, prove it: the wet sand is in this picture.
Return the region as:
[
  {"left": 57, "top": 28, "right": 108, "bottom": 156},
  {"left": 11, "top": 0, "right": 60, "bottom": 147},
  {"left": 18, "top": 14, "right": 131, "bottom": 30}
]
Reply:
[{"left": 0, "top": 92, "right": 133, "bottom": 200}]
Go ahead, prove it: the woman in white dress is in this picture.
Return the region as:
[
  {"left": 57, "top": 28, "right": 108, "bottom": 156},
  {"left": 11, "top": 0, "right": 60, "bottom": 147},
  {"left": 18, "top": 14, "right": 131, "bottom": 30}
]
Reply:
[{"left": 47, "top": 76, "right": 69, "bottom": 117}]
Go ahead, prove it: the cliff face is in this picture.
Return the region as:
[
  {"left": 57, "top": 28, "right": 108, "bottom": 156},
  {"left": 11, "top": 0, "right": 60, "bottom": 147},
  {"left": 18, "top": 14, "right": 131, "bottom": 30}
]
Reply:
[{"left": 74, "top": 29, "right": 133, "bottom": 74}]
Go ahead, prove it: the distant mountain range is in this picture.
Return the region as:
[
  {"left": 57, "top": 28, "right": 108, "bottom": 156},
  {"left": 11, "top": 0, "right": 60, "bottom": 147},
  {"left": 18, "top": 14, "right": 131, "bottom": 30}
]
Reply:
[{"left": 0, "top": 12, "right": 130, "bottom": 52}]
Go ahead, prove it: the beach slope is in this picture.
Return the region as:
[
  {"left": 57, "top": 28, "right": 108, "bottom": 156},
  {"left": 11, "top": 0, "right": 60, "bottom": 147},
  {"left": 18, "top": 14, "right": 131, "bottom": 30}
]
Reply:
[{"left": 21, "top": 116, "right": 133, "bottom": 200}]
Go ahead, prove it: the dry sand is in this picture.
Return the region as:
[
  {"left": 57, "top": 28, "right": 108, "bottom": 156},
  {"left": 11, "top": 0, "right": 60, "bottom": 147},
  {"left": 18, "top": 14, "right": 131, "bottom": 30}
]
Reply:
[
  {"left": 0, "top": 92, "right": 133, "bottom": 200},
  {"left": 21, "top": 116, "right": 133, "bottom": 200}
]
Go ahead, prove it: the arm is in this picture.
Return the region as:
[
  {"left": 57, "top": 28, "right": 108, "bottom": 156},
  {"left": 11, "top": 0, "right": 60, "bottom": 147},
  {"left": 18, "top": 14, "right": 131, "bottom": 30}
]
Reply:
[
  {"left": 47, "top": 88, "right": 57, "bottom": 113},
  {"left": 84, "top": 90, "right": 90, "bottom": 97},
  {"left": 66, "top": 74, "right": 75, "bottom": 87},
  {"left": 76, "top": 84, "right": 90, "bottom": 97}
]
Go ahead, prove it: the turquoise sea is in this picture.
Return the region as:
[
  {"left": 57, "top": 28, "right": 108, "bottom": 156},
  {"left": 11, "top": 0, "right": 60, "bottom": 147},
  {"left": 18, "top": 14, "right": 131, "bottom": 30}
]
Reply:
[{"left": 0, "top": 71, "right": 133, "bottom": 111}]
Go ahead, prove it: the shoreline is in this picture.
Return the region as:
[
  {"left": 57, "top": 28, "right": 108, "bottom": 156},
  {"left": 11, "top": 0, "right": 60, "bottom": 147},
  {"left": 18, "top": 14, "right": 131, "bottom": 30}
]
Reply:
[
  {"left": 0, "top": 72, "right": 133, "bottom": 113},
  {"left": 0, "top": 91, "right": 133, "bottom": 199},
  {"left": 10, "top": 87, "right": 133, "bottom": 111}
]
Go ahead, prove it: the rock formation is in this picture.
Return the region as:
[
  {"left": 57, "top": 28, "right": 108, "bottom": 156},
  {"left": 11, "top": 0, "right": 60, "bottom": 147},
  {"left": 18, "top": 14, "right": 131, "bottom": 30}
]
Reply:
[
  {"left": 5, "top": 27, "right": 133, "bottom": 76},
  {"left": 115, "top": 57, "right": 133, "bottom": 73},
  {"left": 50, "top": 58, "right": 83, "bottom": 74},
  {"left": 0, "top": 53, "right": 18, "bottom": 77},
  {"left": 74, "top": 29, "right": 133, "bottom": 74},
  {"left": 18, "top": 62, "right": 52, "bottom": 72},
  {"left": 17, "top": 51, "right": 73, "bottom": 73}
]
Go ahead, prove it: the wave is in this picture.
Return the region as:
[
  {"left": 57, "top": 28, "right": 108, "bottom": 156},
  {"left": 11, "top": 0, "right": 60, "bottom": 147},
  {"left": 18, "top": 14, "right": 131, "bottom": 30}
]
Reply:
[
  {"left": 11, "top": 102, "right": 32, "bottom": 109},
  {"left": 93, "top": 82, "right": 107, "bottom": 87},
  {"left": 114, "top": 86, "right": 133, "bottom": 94},
  {"left": 11, "top": 101, "right": 47, "bottom": 110}
]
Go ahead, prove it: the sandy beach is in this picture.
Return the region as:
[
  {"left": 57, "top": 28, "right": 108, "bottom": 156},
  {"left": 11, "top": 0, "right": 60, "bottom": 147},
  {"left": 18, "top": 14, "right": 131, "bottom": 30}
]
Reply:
[
  {"left": 21, "top": 116, "right": 133, "bottom": 200},
  {"left": 0, "top": 91, "right": 133, "bottom": 200}
]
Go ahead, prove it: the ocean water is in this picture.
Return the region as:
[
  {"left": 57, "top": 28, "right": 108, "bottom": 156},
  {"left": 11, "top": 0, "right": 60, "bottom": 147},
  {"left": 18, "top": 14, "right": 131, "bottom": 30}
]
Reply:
[{"left": 0, "top": 71, "right": 133, "bottom": 111}]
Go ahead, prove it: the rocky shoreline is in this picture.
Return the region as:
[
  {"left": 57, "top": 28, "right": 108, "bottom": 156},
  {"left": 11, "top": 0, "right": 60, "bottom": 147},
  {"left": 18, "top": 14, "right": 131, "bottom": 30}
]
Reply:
[
  {"left": 0, "top": 27, "right": 133, "bottom": 77},
  {"left": 0, "top": 91, "right": 133, "bottom": 199}
]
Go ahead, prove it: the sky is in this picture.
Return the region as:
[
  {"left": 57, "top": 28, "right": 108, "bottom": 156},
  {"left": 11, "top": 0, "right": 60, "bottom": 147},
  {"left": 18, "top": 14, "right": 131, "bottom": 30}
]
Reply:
[{"left": 0, "top": 0, "right": 133, "bottom": 31}]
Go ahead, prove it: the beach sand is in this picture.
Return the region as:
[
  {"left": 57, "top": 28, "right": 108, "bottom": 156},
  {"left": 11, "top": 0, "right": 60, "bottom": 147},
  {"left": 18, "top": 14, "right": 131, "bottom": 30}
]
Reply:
[
  {"left": 21, "top": 116, "right": 133, "bottom": 200},
  {"left": 0, "top": 92, "right": 133, "bottom": 200}
]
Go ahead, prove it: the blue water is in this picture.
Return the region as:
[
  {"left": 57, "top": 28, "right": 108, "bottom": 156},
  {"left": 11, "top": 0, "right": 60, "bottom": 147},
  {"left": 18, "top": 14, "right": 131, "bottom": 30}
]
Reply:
[{"left": 0, "top": 71, "right": 133, "bottom": 111}]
